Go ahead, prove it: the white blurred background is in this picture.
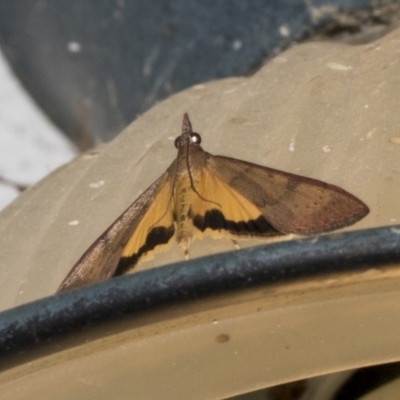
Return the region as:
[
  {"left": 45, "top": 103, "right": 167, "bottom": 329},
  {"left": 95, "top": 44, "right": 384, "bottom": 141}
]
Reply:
[{"left": 0, "top": 48, "right": 77, "bottom": 211}]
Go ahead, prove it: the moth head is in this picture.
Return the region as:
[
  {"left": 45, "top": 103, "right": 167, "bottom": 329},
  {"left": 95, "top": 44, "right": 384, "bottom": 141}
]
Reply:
[
  {"left": 174, "top": 113, "right": 202, "bottom": 148},
  {"left": 174, "top": 132, "right": 202, "bottom": 148}
]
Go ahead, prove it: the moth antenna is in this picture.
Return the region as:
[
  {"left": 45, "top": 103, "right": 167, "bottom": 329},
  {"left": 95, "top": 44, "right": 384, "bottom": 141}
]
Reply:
[
  {"left": 184, "top": 141, "right": 222, "bottom": 208},
  {"left": 182, "top": 113, "right": 193, "bottom": 134}
]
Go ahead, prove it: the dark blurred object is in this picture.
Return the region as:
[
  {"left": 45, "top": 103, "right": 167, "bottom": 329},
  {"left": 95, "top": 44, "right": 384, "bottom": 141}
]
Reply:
[
  {"left": 0, "top": 0, "right": 388, "bottom": 146},
  {"left": 333, "top": 363, "right": 400, "bottom": 400}
]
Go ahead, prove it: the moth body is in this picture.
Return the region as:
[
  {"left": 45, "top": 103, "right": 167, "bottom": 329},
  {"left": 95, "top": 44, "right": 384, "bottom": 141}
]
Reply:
[
  {"left": 173, "top": 170, "right": 200, "bottom": 250},
  {"left": 171, "top": 123, "right": 208, "bottom": 250},
  {"left": 57, "top": 113, "right": 369, "bottom": 293}
]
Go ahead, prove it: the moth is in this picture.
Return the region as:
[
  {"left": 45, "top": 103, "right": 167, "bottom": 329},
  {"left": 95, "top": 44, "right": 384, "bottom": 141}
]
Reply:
[{"left": 57, "top": 114, "right": 369, "bottom": 292}]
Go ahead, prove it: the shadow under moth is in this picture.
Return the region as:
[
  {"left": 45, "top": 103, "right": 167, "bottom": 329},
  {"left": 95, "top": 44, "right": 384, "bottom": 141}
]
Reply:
[{"left": 57, "top": 114, "right": 369, "bottom": 292}]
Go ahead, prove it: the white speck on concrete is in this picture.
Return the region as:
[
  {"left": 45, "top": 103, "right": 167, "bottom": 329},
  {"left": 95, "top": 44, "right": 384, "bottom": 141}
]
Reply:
[
  {"left": 68, "top": 220, "right": 80, "bottom": 226},
  {"left": 89, "top": 180, "right": 105, "bottom": 189},
  {"left": 327, "top": 62, "right": 353, "bottom": 71},
  {"left": 288, "top": 137, "right": 295, "bottom": 152},
  {"left": 322, "top": 145, "right": 331, "bottom": 152},
  {"left": 279, "top": 25, "right": 290, "bottom": 37},
  {"left": 67, "top": 41, "right": 82, "bottom": 53},
  {"left": 366, "top": 128, "right": 377, "bottom": 139},
  {"left": 192, "top": 84, "right": 205, "bottom": 90},
  {"left": 232, "top": 39, "right": 243, "bottom": 51}
]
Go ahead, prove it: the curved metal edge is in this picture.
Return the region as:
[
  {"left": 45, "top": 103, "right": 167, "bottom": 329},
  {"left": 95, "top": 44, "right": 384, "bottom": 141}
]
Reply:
[{"left": 0, "top": 225, "right": 399, "bottom": 366}]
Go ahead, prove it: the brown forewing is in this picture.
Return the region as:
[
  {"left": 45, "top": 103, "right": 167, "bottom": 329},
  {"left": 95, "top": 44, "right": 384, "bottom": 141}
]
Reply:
[
  {"left": 56, "top": 172, "right": 170, "bottom": 293},
  {"left": 207, "top": 154, "right": 369, "bottom": 235}
]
